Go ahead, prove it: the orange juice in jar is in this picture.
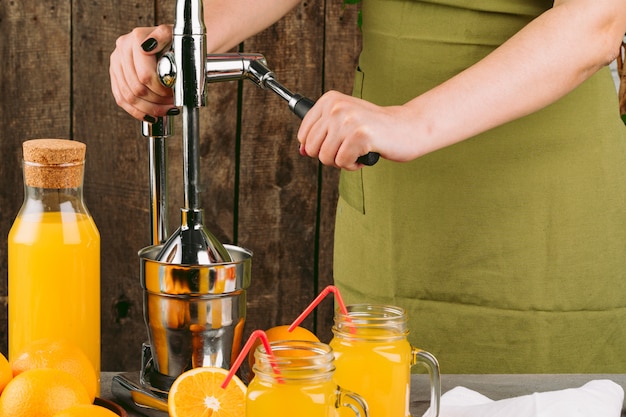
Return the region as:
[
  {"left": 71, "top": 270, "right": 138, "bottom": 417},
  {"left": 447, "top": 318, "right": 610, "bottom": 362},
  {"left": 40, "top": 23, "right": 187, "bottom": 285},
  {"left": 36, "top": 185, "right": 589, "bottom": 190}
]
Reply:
[
  {"left": 247, "top": 340, "right": 369, "bottom": 417},
  {"left": 329, "top": 304, "right": 440, "bottom": 417},
  {"left": 8, "top": 139, "right": 100, "bottom": 389}
]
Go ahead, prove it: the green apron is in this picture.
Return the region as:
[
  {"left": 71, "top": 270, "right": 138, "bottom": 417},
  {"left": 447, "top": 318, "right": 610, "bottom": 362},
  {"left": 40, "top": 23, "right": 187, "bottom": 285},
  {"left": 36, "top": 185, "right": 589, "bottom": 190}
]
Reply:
[{"left": 334, "top": 0, "right": 626, "bottom": 373}]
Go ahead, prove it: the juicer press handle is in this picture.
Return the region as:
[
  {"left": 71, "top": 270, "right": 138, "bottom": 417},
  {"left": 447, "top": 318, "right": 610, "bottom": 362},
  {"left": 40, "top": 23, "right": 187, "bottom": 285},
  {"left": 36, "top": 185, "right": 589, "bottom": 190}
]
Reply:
[{"left": 247, "top": 60, "right": 379, "bottom": 166}]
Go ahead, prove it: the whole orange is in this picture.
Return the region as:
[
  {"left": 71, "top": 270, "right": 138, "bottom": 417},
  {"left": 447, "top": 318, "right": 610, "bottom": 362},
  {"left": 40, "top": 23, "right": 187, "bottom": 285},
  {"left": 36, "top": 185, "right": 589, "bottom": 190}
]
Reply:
[
  {"left": 52, "top": 404, "right": 119, "bottom": 417},
  {"left": 0, "top": 352, "right": 12, "bottom": 394},
  {"left": 0, "top": 368, "right": 91, "bottom": 417},
  {"left": 11, "top": 338, "right": 97, "bottom": 402},
  {"left": 247, "top": 325, "right": 319, "bottom": 375}
]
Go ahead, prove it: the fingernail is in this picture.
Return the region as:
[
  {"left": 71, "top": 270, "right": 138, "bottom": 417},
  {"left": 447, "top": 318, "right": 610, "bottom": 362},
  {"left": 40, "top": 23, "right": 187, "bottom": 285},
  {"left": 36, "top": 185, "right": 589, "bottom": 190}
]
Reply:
[
  {"left": 299, "top": 145, "right": 307, "bottom": 156},
  {"left": 167, "top": 108, "right": 180, "bottom": 116},
  {"left": 141, "top": 38, "right": 158, "bottom": 52},
  {"left": 143, "top": 115, "right": 157, "bottom": 124}
]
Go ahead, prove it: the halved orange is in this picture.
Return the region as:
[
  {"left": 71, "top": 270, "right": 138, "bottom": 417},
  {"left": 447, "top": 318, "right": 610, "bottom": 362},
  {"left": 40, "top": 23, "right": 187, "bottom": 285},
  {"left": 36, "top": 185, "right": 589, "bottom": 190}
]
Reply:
[{"left": 168, "top": 366, "right": 246, "bottom": 417}]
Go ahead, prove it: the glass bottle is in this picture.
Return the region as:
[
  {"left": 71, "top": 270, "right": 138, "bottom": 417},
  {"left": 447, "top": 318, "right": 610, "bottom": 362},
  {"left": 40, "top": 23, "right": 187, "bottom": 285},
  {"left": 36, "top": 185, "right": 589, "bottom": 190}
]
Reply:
[
  {"left": 8, "top": 139, "right": 101, "bottom": 389},
  {"left": 329, "top": 304, "right": 441, "bottom": 417},
  {"left": 247, "top": 340, "right": 369, "bottom": 417}
]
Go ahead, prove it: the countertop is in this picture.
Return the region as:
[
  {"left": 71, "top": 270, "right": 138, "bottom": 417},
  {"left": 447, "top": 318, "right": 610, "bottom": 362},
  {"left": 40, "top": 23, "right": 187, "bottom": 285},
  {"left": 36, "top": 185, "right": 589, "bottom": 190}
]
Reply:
[{"left": 101, "top": 372, "right": 626, "bottom": 416}]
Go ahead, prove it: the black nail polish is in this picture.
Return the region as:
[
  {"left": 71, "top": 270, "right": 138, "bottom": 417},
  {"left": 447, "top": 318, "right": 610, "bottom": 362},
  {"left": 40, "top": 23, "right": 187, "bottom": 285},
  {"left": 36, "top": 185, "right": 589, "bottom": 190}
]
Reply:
[
  {"left": 143, "top": 115, "right": 157, "bottom": 124},
  {"left": 167, "top": 108, "right": 180, "bottom": 116},
  {"left": 141, "top": 38, "right": 158, "bottom": 52}
]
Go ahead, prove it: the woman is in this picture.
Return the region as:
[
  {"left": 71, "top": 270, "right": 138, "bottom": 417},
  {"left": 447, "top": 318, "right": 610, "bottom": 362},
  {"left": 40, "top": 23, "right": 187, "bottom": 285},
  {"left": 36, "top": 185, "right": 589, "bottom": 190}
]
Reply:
[{"left": 110, "top": 0, "right": 626, "bottom": 373}]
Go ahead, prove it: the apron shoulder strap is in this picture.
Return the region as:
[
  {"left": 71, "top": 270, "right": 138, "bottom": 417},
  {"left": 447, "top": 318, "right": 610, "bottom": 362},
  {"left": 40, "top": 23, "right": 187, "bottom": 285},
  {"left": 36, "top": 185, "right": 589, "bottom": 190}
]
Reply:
[{"left": 618, "top": 39, "right": 626, "bottom": 123}]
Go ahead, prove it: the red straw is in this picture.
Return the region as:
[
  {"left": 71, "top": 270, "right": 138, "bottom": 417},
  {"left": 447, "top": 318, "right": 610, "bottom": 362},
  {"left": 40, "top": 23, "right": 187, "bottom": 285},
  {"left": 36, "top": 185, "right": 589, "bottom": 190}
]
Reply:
[
  {"left": 288, "top": 285, "right": 350, "bottom": 332},
  {"left": 221, "top": 329, "right": 282, "bottom": 388}
]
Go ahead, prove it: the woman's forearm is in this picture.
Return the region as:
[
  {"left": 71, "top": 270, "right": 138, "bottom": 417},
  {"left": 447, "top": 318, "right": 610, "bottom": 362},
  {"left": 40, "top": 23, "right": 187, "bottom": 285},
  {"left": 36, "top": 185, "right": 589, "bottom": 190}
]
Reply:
[
  {"left": 203, "top": 0, "right": 303, "bottom": 52},
  {"left": 405, "top": 0, "right": 626, "bottom": 157}
]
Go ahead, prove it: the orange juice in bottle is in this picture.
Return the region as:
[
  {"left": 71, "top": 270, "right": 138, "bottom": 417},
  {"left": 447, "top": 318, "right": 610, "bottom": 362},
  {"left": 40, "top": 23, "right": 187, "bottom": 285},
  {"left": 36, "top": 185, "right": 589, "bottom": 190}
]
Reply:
[
  {"left": 329, "top": 304, "right": 440, "bottom": 417},
  {"left": 246, "top": 340, "right": 369, "bottom": 417},
  {"left": 8, "top": 139, "right": 100, "bottom": 391}
]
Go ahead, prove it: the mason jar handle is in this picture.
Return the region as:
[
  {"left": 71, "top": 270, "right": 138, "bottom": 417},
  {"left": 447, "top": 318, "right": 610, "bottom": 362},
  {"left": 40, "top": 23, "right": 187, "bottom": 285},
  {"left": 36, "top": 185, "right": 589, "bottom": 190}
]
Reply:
[
  {"left": 336, "top": 386, "right": 370, "bottom": 417},
  {"left": 411, "top": 348, "right": 441, "bottom": 417}
]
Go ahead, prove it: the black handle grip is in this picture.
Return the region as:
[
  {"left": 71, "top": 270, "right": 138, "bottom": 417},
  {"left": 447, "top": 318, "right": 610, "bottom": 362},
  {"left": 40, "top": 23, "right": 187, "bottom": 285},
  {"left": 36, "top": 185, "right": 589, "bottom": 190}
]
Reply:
[
  {"left": 293, "top": 95, "right": 315, "bottom": 119},
  {"left": 291, "top": 94, "right": 379, "bottom": 166},
  {"left": 356, "top": 152, "right": 380, "bottom": 166}
]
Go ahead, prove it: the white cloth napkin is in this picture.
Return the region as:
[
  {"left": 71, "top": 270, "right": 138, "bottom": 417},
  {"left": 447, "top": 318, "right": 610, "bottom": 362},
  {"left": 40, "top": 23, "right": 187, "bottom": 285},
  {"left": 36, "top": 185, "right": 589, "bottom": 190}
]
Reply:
[{"left": 431, "top": 379, "right": 624, "bottom": 417}]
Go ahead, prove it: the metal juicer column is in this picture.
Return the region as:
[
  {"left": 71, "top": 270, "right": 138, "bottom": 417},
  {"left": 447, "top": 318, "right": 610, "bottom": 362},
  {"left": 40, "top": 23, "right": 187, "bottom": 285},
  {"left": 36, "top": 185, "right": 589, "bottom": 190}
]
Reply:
[{"left": 173, "top": 0, "right": 207, "bottom": 211}]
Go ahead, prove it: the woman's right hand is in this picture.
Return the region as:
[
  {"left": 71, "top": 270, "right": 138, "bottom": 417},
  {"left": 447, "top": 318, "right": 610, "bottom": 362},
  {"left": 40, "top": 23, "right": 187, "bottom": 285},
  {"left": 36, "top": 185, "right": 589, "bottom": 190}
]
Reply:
[{"left": 109, "top": 24, "right": 176, "bottom": 122}]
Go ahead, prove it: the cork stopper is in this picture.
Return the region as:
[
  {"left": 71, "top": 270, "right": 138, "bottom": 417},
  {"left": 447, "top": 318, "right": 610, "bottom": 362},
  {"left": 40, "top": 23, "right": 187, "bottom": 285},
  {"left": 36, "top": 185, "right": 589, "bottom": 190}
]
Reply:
[{"left": 22, "top": 139, "right": 86, "bottom": 188}]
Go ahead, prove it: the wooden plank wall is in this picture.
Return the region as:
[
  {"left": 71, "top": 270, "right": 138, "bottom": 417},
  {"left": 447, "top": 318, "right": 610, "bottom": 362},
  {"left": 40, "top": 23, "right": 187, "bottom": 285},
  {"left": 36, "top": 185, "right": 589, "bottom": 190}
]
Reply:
[{"left": 0, "top": 0, "right": 361, "bottom": 371}]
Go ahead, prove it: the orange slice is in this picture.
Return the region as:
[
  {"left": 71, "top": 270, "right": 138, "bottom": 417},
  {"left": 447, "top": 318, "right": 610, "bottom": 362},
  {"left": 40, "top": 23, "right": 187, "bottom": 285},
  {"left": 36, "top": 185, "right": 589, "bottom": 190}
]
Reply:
[{"left": 168, "top": 366, "right": 246, "bottom": 417}]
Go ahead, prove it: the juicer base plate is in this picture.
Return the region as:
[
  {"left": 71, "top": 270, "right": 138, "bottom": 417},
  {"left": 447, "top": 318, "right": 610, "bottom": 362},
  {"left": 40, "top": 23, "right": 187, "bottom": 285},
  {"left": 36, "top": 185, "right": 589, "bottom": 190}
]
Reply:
[{"left": 111, "top": 371, "right": 168, "bottom": 417}]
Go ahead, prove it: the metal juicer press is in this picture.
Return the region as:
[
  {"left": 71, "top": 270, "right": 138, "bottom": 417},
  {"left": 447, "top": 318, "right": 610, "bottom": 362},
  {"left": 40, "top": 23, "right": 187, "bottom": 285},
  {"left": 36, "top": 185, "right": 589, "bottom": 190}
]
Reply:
[{"left": 111, "top": 1, "right": 378, "bottom": 415}]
